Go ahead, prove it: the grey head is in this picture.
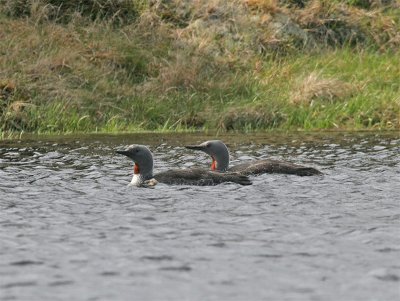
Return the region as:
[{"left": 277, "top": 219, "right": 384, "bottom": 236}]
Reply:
[
  {"left": 185, "top": 140, "right": 229, "bottom": 172},
  {"left": 116, "top": 144, "right": 154, "bottom": 180}
]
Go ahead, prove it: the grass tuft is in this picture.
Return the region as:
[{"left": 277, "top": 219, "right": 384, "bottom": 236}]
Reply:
[{"left": 290, "top": 71, "right": 355, "bottom": 105}]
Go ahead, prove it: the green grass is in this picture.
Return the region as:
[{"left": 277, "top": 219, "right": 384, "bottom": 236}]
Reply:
[
  {"left": 2, "top": 49, "right": 399, "bottom": 134},
  {"left": 0, "top": 1, "right": 399, "bottom": 135},
  {"left": 255, "top": 49, "right": 400, "bottom": 130}
]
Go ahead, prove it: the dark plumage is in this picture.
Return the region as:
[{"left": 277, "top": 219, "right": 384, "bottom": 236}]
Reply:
[
  {"left": 155, "top": 168, "right": 252, "bottom": 186},
  {"left": 229, "top": 159, "right": 322, "bottom": 176}
]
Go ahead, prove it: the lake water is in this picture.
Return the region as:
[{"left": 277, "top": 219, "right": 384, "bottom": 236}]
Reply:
[{"left": 0, "top": 132, "right": 399, "bottom": 301}]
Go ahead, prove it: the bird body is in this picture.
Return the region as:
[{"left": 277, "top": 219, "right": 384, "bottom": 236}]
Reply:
[
  {"left": 154, "top": 168, "right": 251, "bottom": 186},
  {"left": 229, "top": 159, "right": 322, "bottom": 176}
]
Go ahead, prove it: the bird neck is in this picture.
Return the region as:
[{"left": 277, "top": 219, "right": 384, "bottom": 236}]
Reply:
[
  {"left": 211, "top": 157, "right": 217, "bottom": 171},
  {"left": 134, "top": 163, "right": 140, "bottom": 174},
  {"left": 212, "top": 149, "right": 229, "bottom": 172},
  {"left": 132, "top": 161, "right": 153, "bottom": 185}
]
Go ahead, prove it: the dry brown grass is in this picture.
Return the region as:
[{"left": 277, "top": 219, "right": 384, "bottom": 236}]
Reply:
[
  {"left": 244, "top": 0, "right": 283, "bottom": 13},
  {"left": 290, "top": 71, "right": 355, "bottom": 105},
  {"left": 294, "top": 0, "right": 328, "bottom": 25},
  {"left": 152, "top": 53, "right": 209, "bottom": 92},
  {"left": 0, "top": 79, "right": 16, "bottom": 93},
  {"left": 293, "top": 0, "right": 400, "bottom": 48},
  {"left": 0, "top": 0, "right": 145, "bottom": 24},
  {"left": 137, "top": 0, "right": 257, "bottom": 93},
  {"left": 218, "top": 105, "right": 284, "bottom": 130}
]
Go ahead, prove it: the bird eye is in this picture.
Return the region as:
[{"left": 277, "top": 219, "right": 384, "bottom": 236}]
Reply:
[{"left": 206, "top": 144, "right": 211, "bottom": 148}]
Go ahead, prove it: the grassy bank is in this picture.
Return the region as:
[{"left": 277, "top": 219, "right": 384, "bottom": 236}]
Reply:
[{"left": 1, "top": 0, "right": 399, "bottom": 134}]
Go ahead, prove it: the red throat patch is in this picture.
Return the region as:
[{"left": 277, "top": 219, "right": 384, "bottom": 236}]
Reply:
[
  {"left": 134, "top": 163, "right": 140, "bottom": 174},
  {"left": 211, "top": 157, "right": 216, "bottom": 171}
]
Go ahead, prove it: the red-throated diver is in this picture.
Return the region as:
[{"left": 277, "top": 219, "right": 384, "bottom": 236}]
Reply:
[{"left": 185, "top": 140, "right": 322, "bottom": 176}]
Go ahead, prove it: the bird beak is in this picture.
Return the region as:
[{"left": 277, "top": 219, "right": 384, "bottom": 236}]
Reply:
[
  {"left": 116, "top": 150, "right": 130, "bottom": 157},
  {"left": 185, "top": 144, "right": 206, "bottom": 151}
]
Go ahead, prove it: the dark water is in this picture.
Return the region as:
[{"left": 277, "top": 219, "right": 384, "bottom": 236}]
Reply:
[{"left": 1, "top": 132, "right": 399, "bottom": 301}]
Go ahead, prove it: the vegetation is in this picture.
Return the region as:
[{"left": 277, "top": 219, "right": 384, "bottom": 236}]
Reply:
[{"left": 0, "top": 0, "right": 399, "bottom": 134}]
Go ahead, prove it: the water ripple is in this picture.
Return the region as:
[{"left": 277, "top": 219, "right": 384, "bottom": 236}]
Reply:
[{"left": 0, "top": 132, "right": 399, "bottom": 300}]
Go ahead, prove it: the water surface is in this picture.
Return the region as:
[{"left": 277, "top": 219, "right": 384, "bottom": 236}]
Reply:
[{"left": 1, "top": 132, "right": 399, "bottom": 300}]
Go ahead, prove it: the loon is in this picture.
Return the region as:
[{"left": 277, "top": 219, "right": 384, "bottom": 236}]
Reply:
[
  {"left": 185, "top": 140, "right": 322, "bottom": 176},
  {"left": 116, "top": 144, "right": 252, "bottom": 187}
]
